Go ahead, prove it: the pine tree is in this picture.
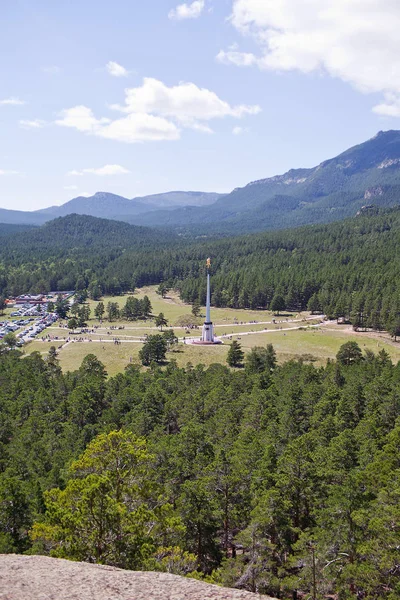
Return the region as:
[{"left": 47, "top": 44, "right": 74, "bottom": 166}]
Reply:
[
  {"left": 155, "top": 313, "right": 168, "bottom": 330},
  {"left": 227, "top": 340, "right": 244, "bottom": 367},
  {"left": 107, "top": 302, "right": 120, "bottom": 322},
  {"left": 94, "top": 301, "right": 105, "bottom": 320},
  {"left": 191, "top": 302, "right": 201, "bottom": 317},
  {"left": 270, "top": 294, "right": 285, "bottom": 316},
  {"left": 141, "top": 296, "right": 152, "bottom": 319},
  {"left": 139, "top": 335, "right": 168, "bottom": 365}
]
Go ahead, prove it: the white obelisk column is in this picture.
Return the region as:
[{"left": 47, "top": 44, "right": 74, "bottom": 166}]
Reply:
[
  {"left": 202, "top": 266, "right": 214, "bottom": 342},
  {"left": 206, "top": 272, "right": 211, "bottom": 324}
]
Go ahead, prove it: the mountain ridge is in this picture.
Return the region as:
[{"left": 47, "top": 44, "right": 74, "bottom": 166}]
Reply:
[
  {"left": 131, "top": 129, "right": 400, "bottom": 232},
  {"left": 0, "top": 191, "right": 224, "bottom": 226},
  {"left": 3, "top": 130, "right": 400, "bottom": 232}
]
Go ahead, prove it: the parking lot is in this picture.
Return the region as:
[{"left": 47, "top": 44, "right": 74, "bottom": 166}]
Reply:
[{"left": 0, "top": 303, "right": 58, "bottom": 346}]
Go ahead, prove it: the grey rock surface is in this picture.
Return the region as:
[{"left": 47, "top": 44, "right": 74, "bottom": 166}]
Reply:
[{"left": 0, "top": 555, "right": 276, "bottom": 600}]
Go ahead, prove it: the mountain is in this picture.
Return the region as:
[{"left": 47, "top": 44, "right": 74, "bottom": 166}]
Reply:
[
  {"left": 0, "top": 208, "right": 49, "bottom": 225},
  {"left": 36, "top": 192, "right": 151, "bottom": 220},
  {"left": 3, "top": 130, "right": 400, "bottom": 234},
  {"left": 0, "top": 213, "right": 177, "bottom": 259},
  {"left": 0, "top": 191, "right": 224, "bottom": 226},
  {"left": 131, "top": 130, "right": 400, "bottom": 233}
]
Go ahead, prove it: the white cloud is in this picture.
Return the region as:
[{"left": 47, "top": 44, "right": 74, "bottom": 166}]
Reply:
[
  {"left": 55, "top": 77, "right": 260, "bottom": 143},
  {"left": 225, "top": 0, "right": 400, "bottom": 116},
  {"left": 169, "top": 0, "right": 205, "bottom": 20},
  {"left": 19, "top": 119, "right": 46, "bottom": 129},
  {"left": 112, "top": 77, "right": 261, "bottom": 121},
  {"left": 99, "top": 113, "right": 181, "bottom": 143},
  {"left": 64, "top": 185, "right": 78, "bottom": 190},
  {"left": 56, "top": 104, "right": 179, "bottom": 143},
  {"left": 55, "top": 106, "right": 110, "bottom": 132},
  {"left": 216, "top": 49, "right": 257, "bottom": 67},
  {"left": 0, "top": 97, "right": 26, "bottom": 106},
  {"left": 187, "top": 121, "right": 214, "bottom": 134},
  {"left": 66, "top": 170, "right": 83, "bottom": 176},
  {"left": 373, "top": 93, "right": 400, "bottom": 117},
  {"left": 232, "top": 126, "right": 248, "bottom": 135},
  {"left": 0, "top": 170, "right": 20, "bottom": 176},
  {"left": 106, "top": 61, "right": 129, "bottom": 77},
  {"left": 67, "top": 164, "right": 131, "bottom": 176}
]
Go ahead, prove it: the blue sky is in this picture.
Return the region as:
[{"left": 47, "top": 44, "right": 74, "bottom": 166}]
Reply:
[{"left": 1, "top": 0, "right": 399, "bottom": 211}]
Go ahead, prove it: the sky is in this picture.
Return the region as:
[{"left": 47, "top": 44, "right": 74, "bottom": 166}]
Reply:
[{"left": 1, "top": 0, "right": 400, "bottom": 211}]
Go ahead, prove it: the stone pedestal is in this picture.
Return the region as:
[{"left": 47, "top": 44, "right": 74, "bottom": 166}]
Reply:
[{"left": 201, "top": 321, "right": 214, "bottom": 343}]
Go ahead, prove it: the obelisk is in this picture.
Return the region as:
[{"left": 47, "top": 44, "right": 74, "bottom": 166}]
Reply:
[{"left": 201, "top": 258, "right": 215, "bottom": 343}]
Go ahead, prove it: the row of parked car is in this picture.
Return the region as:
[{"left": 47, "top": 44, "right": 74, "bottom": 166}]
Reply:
[{"left": 0, "top": 307, "right": 58, "bottom": 345}]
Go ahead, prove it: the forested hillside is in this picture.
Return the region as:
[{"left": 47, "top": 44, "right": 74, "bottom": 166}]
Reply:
[
  {"left": 2, "top": 208, "right": 400, "bottom": 336},
  {"left": 0, "top": 346, "right": 398, "bottom": 599},
  {"left": 0, "top": 223, "right": 37, "bottom": 236},
  {"left": 176, "top": 206, "right": 400, "bottom": 335},
  {"left": 0, "top": 213, "right": 177, "bottom": 255},
  {"left": 0, "top": 214, "right": 180, "bottom": 295}
]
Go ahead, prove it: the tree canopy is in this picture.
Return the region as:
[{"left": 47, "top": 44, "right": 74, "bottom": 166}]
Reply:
[{"left": 0, "top": 343, "right": 399, "bottom": 597}]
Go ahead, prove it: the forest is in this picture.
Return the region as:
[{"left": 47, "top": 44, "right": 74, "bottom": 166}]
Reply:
[
  {"left": 0, "top": 342, "right": 399, "bottom": 599},
  {"left": 1, "top": 207, "right": 400, "bottom": 336}
]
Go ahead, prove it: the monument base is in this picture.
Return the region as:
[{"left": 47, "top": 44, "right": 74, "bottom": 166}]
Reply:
[
  {"left": 191, "top": 339, "right": 223, "bottom": 346},
  {"left": 189, "top": 321, "right": 222, "bottom": 345}
]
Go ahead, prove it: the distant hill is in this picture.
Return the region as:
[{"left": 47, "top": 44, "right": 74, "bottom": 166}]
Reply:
[
  {"left": 36, "top": 192, "right": 152, "bottom": 220},
  {"left": 0, "top": 214, "right": 181, "bottom": 296},
  {"left": 0, "top": 191, "right": 224, "bottom": 226},
  {"left": 0, "top": 213, "right": 177, "bottom": 258},
  {"left": 132, "top": 129, "right": 400, "bottom": 233},
  {"left": 0, "top": 208, "right": 48, "bottom": 226}
]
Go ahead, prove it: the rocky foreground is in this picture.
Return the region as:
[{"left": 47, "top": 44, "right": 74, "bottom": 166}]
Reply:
[{"left": 0, "top": 555, "right": 276, "bottom": 600}]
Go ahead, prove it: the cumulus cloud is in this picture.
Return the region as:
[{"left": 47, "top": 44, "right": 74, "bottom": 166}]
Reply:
[
  {"left": 55, "top": 77, "right": 260, "bottom": 143},
  {"left": 106, "top": 61, "right": 129, "bottom": 77},
  {"left": 19, "top": 119, "right": 46, "bottom": 129},
  {"left": 56, "top": 106, "right": 110, "bottom": 132},
  {"left": 373, "top": 94, "right": 400, "bottom": 117},
  {"left": 67, "top": 164, "right": 130, "bottom": 176},
  {"left": 112, "top": 77, "right": 261, "bottom": 120},
  {"left": 56, "top": 106, "right": 180, "bottom": 143},
  {"left": 223, "top": 0, "right": 400, "bottom": 116},
  {"left": 99, "top": 113, "right": 181, "bottom": 143},
  {"left": 169, "top": 0, "right": 205, "bottom": 20},
  {"left": 0, "top": 97, "right": 26, "bottom": 106}
]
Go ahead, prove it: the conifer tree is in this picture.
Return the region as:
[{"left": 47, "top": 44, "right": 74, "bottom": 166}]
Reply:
[{"left": 227, "top": 340, "right": 244, "bottom": 367}]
